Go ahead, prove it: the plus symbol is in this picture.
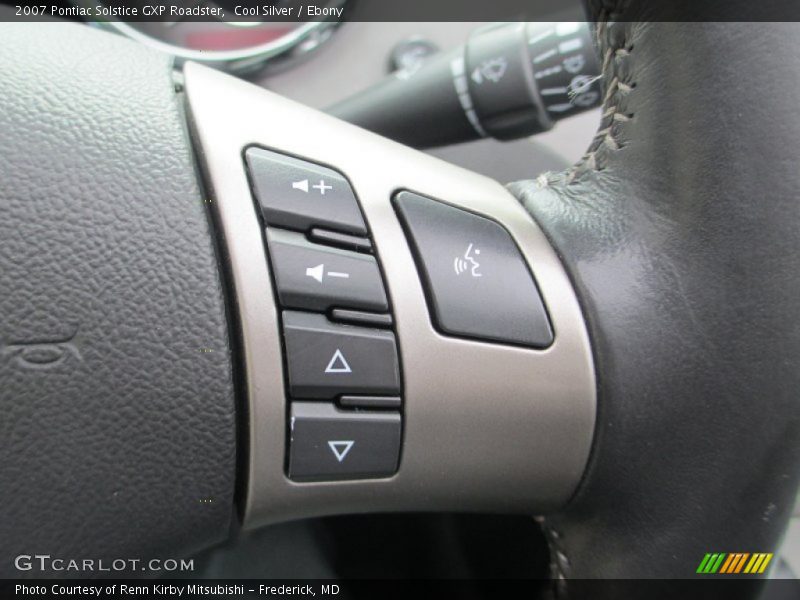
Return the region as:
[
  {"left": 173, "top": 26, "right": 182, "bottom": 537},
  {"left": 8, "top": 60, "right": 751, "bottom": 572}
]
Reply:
[{"left": 312, "top": 179, "right": 333, "bottom": 195}]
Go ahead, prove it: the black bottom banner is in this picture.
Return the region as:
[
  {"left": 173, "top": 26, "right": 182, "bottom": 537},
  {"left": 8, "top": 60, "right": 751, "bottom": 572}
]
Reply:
[{"left": 2, "top": 579, "right": 799, "bottom": 600}]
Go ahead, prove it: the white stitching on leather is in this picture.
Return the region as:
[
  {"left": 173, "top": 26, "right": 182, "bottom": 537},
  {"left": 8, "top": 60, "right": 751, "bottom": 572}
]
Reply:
[{"left": 535, "top": 12, "right": 636, "bottom": 190}]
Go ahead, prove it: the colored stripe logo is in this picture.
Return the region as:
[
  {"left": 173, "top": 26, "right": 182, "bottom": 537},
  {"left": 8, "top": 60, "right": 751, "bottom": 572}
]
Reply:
[{"left": 697, "top": 553, "right": 773, "bottom": 574}]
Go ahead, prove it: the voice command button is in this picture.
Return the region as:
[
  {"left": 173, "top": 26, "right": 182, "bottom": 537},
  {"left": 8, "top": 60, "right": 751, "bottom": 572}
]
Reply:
[{"left": 393, "top": 191, "right": 553, "bottom": 348}]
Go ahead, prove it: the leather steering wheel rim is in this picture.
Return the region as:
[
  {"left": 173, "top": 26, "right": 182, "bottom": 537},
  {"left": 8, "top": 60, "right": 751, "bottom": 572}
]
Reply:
[{"left": 511, "top": 0, "right": 800, "bottom": 590}]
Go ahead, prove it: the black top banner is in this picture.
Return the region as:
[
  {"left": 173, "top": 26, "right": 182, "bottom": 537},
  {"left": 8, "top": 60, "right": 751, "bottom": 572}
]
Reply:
[{"left": 3, "top": 0, "right": 800, "bottom": 22}]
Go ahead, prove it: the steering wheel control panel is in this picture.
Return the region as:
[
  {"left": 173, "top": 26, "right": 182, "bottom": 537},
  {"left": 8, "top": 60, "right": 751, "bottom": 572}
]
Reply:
[
  {"left": 246, "top": 147, "right": 402, "bottom": 482},
  {"left": 188, "top": 62, "right": 595, "bottom": 526}
]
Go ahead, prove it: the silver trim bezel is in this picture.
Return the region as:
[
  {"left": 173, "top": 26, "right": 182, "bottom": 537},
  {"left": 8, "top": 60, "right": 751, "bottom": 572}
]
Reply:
[{"left": 184, "top": 61, "right": 596, "bottom": 528}]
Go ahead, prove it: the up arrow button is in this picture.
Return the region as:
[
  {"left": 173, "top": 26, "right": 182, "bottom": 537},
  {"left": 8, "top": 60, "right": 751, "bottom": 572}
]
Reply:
[
  {"left": 282, "top": 311, "right": 400, "bottom": 400},
  {"left": 325, "top": 349, "right": 352, "bottom": 374}
]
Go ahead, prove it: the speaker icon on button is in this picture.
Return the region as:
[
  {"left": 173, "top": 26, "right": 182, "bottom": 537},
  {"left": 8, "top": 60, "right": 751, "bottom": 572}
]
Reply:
[
  {"left": 306, "top": 264, "right": 351, "bottom": 283},
  {"left": 292, "top": 179, "right": 309, "bottom": 192}
]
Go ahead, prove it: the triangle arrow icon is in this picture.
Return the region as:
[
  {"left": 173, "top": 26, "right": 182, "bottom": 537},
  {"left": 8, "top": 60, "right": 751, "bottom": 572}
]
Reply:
[
  {"left": 328, "top": 440, "right": 355, "bottom": 462},
  {"left": 324, "top": 348, "right": 352, "bottom": 374}
]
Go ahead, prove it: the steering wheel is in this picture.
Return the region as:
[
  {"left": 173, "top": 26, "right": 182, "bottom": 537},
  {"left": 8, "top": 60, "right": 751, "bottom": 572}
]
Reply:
[{"left": 2, "top": 2, "right": 799, "bottom": 595}]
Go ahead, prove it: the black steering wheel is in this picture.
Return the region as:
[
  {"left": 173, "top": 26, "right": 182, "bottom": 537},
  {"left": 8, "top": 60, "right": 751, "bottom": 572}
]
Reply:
[{"left": 1, "top": 2, "right": 798, "bottom": 597}]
